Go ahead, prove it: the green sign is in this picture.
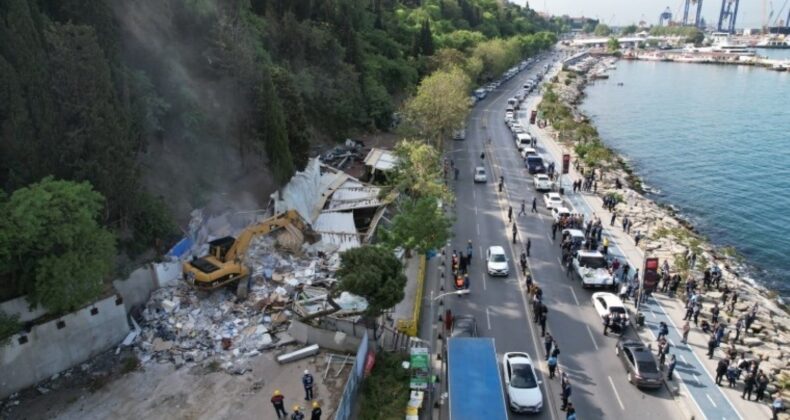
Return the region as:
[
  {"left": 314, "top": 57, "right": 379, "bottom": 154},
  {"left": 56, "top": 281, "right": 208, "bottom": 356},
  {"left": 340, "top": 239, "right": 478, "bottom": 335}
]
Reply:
[{"left": 409, "top": 347, "right": 430, "bottom": 390}]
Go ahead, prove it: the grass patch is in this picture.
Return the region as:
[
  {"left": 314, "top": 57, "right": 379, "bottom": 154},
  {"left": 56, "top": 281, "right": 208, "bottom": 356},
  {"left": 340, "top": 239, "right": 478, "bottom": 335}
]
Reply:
[{"left": 358, "top": 352, "right": 411, "bottom": 420}]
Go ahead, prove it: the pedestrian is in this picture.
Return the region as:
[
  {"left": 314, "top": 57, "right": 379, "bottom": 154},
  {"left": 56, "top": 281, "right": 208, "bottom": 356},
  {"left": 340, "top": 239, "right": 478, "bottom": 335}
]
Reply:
[
  {"left": 729, "top": 292, "right": 738, "bottom": 313},
  {"left": 303, "top": 369, "right": 314, "bottom": 400},
  {"left": 727, "top": 363, "right": 739, "bottom": 388},
  {"left": 454, "top": 167, "right": 459, "bottom": 180},
  {"left": 480, "top": 152, "right": 485, "bottom": 160},
  {"left": 742, "top": 372, "right": 756, "bottom": 400},
  {"left": 756, "top": 372, "right": 769, "bottom": 401},
  {"left": 681, "top": 321, "right": 690, "bottom": 344},
  {"left": 715, "top": 359, "right": 729, "bottom": 385},
  {"left": 512, "top": 224, "right": 518, "bottom": 244},
  {"left": 526, "top": 238, "right": 531, "bottom": 257},
  {"left": 271, "top": 390, "right": 288, "bottom": 419},
  {"left": 603, "top": 314, "right": 611, "bottom": 336},
  {"left": 734, "top": 317, "right": 744, "bottom": 342},
  {"left": 773, "top": 397, "right": 786, "bottom": 420},
  {"left": 519, "top": 200, "right": 526, "bottom": 216},
  {"left": 666, "top": 354, "right": 677, "bottom": 380},
  {"left": 657, "top": 321, "right": 669, "bottom": 341},
  {"left": 561, "top": 380, "right": 572, "bottom": 410},
  {"left": 711, "top": 303, "right": 720, "bottom": 324},
  {"left": 551, "top": 345, "right": 561, "bottom": 360},
  {"left": 551, "top": 222, "right": 558, "bottom": 240},
  {"left": 291, "top": 406, "right": 305, "bottom": 420},
  {"left": 707, "top": 335, "right": 717, "bottom": 359},
  {"left": 539, "top": 312, "right": 547, "bottom": 337},
  {"left": 544, "top": 334, "right": 553, "bottom": 359},
  {"left": 508, "top": 205, "right": 513, "bottom": 223},
  {"left": 547, "top": 355, "right": 558, "bottom": 378},
  {"left": 634, "top": 231, "right": 641, "bottom": 246},
  {"left": 531, "top": 197, "right": 537, "bottom": 212},
  {"left": 520, "top": 252, "right": 527, "bottom": 275},
  {"left": 658, "top": 341, "right": 669, "bottom": 367},
  {"left": 602, "top": 237, "right": 609, "bottom": 255},
  {"left": 693, "top": 303, "right": 702, "bottom": 325},
  {"left": 466, "top": 240, "right": 473, "bottom": 264},
  {"left": 566, "top": 405, "right": 577, "bottom": 420},
  {"left": 498, "top": 176, "right": 504, "bottom": 192},
  {"left": 311, "top": 402, "right": 322, "bottom": 420}
]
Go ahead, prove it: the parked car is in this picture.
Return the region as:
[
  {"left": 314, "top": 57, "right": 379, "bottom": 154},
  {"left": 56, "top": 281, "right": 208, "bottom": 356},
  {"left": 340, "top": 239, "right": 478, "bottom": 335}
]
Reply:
[
  {"left": 451, "top": 315, "right": 478, "bottom": 338},
  {"left": 615, "top": 340, "right": 663, "bottom": 389},
  {"left": 572, "top": 250, "right": 616, "bottom": 289},
  {"left": 474, "top": 166, "right": 487, "bottom": 183},
  {"left": 543, "top": 192, "right": 563, "bottom": 209},
  {"left": 502, "top": 352, "right": 543, "bottom": 413},
  {"left": 592, "top": 292, "right": 629, "bottom": 322},
  {"left": 520, "top": 147, "right": 538, "bottom": 159},
  {"left": 560, "top": 227, "right": 584, "bottom": 247},
  {"left": 525, "top": 155, "right": 546, "bottom": 174},
  {"left": 533, "top": 174, "right": 552, "bottom": 191},
  {"left": 486, "top": 246, "right": 509, "bottom": 277}
]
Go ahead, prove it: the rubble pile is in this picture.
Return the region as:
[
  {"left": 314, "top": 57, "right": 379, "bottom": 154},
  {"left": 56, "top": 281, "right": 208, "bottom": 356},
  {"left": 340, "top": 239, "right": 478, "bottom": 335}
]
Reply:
[{"left": 135, "top": 236, "right": 363, "bottom": 373}]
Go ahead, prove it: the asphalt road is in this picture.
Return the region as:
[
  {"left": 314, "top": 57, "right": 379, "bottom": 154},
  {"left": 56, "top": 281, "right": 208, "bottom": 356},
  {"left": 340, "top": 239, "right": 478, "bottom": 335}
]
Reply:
[{"left": 433, "top": 53, "right": 685, "bottom": 420}]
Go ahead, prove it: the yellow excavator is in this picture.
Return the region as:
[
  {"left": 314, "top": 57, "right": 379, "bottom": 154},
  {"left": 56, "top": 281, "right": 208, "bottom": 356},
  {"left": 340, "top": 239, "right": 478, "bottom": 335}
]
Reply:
[{"left": 182, "top": 210, "right": 319, "bottom": 291}]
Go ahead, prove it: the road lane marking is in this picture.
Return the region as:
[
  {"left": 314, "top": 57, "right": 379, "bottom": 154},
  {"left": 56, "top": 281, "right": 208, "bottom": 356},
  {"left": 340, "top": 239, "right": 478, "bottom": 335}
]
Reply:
[
  {"left": 479, "top": 246, "right": 484, "bottom": 261},
  {"left": 586, "top": 325, "right": 599, "bottom": 350},
  {"left": 483, "top": 271, "right": 487, "bottom": 291},
  {"left": 607, "top": 376, "right": 625, "bottom": 410},
  {"left": 669, "top": 339, "right": 676, "bottom": 347},
  {"left": 486, "top": 307, "right": 492, "bottom": 330},
  {"left": 706, "top": 393, "right": 717, "bottom": 408},
  {"left": 546, "top": 233, "right": 552, "bottom": 241},
  {"left": 569, "top": 286, "right": 580, "bottom": 306},
  {"left": 679, "top": 355, "right": 688, "bottom": 364},
  {"left": 556, "top": 257, "right": 562, "bottom": 265},
  {"left": 476, "top": 222, "right": 480, "bottom": 235}
]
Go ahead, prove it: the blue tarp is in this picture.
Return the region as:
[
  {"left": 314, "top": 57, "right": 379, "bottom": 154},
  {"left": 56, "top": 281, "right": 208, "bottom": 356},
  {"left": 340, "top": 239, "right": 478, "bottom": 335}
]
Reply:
[
  {"left": 167, "top": 237, "right": 193, "bottom": 259},
  {"left": 447, "top": 338, "right": 508, "bottom": 420}
]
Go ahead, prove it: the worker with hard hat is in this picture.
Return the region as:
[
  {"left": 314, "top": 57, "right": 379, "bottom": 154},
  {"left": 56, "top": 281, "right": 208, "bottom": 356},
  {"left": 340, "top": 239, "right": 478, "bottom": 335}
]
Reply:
[
  {"left": 311, "top": 401, "right": 322, "bottom": 420},
  {"left": 291, "top": 405, "right": 305, "bottom": 420},
  {"left": 271, "top": 389, "right": 287, "bottom": 418}
]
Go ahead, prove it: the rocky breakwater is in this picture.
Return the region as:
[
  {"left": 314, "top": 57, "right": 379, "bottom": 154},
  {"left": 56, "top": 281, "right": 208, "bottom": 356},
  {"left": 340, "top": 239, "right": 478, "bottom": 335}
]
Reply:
[{"left": 543, "top": 61, "right": 790, "bottom": 401}]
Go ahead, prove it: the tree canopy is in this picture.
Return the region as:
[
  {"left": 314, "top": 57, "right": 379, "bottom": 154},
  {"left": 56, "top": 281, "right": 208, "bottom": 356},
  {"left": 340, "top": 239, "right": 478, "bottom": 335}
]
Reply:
[
  {"left": 0, "top": 178, "right": 116, "bottom": 314},
  {"left": 594, "top": 24, "right": 612, "bottom": 36},
  {"left": 383, "top": 196, "right": 452, "bottom": 254},
  {"left": 336, "top": 246, "right": 407, "bottom": 317},
  {"left": 404, "top": 67, "right": 471, "bottom": 147}
]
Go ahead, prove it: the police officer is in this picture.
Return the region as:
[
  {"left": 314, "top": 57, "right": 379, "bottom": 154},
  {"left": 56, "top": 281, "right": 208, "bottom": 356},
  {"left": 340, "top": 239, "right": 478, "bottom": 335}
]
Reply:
[{"left": 302, "top": 369, "right": 314, "bottom": 400}]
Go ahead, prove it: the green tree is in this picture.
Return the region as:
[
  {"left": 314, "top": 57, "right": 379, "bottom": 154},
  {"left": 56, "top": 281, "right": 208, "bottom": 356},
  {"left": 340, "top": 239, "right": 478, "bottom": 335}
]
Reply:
[
  {"left": 607, "top": 37, "right": 621, "bottom": 53},
  {"left": 255, "top": 68, "right": 294, "bottom": 185},
  {"left": 271, "top": 67, "right": 311, "bottom": 170},
  {"left": 419, "top": 19, "right": 435, "bottom": 55},
  {"left": 621, "top": 24, "right": 638, "bottom": 35},
  {"left": 336, "top": 246, "right": 407, "bottom": 317},
  {"left": 0, "top": 311, "right": 20, "bottom": 345},
  {"left": 594, "top": 23, "right": 611, "bottom": 36},
  {"left": 383, "top": 196, "right": 452, "bottom": 255},
  {"left": 0, "top": 177, "right": 116, "bottom": 314},
  {"left": 403, "top": 67, "right": 470, "bottom": 147},
  {"left": 390, "top": 139, "right": 450, "bottom": 201}
]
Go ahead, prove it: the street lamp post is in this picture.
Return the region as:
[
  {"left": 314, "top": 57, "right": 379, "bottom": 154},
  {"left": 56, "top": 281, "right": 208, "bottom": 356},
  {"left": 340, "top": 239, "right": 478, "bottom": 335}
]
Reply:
[{"left": 428, "top": 289, "right": 469, "bottom": 419}]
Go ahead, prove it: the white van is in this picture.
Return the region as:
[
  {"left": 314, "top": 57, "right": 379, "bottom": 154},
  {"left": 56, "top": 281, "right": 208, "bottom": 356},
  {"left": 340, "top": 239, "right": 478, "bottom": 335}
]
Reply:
[
  {"left": 515, "top": 133, "right": 533, "bottom": 151},
  {"left": 507, "top": 97, "right": 518, "bottom": 107}
]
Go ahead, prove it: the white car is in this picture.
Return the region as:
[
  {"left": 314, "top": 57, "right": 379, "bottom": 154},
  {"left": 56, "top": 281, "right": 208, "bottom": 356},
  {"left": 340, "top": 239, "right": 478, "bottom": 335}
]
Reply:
[
  {"left": 533, "top": 174, "right": 552, "bottom": 191},
  {"left": 561, "top": 228, "right": 585, "bottom": 248},
  {"left": 505, "top": 111, "right": 514, "bottom": 121},
  {"left": 486, "top": 246, "right": 509, "bottom": 276},
  {"left": 474, "top": 166, "right": 487, "bottom": 183},
  {"left": 543, "top": 192, "right": 563, "bottom": 209},
  {"left": 573, "top": 250, "right": 616, "bottom": 289},
  {"left": 520, "top": 147, "right": 538, "bottom": 159},
  {"left": 502, "top": 352, "right": 543, "bottom": 413},
  {"left": 592, "top": 292, "right": 629, "bottom": 321},
  {"left": 551, "top": 206, "right": 571, "bottom": 222}
]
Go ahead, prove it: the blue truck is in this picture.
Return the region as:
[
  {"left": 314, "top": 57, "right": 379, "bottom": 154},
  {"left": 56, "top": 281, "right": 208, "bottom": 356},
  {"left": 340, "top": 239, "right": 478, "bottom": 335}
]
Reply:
[{"left": 447, "top": 337, "right": 508, "bottom": 420}]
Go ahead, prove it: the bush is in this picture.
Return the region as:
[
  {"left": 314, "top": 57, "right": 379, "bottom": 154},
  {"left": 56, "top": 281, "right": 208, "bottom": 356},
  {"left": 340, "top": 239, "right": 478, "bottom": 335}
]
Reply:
[
  {"left": 0, "top": 311, "right": 21, "bottom": 345},
  {"left": 359, "top": 352, "right": 410, "bottom": 420}
]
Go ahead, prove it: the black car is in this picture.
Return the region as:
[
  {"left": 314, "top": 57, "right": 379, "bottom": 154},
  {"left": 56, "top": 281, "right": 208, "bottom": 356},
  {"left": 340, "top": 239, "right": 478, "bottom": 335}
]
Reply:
[
  {"left": 615, "top": 340, "right": 663, "bottom": 389},
  {"left": 525, "top": 155, "right": 546, "bottom": 174},
  {"left": 450, "top": 315, "right": 478, "bottom": 338}
]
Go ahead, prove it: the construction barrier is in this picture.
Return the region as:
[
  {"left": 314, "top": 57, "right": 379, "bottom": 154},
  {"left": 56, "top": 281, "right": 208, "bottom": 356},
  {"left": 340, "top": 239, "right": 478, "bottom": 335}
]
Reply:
[{"left": 396, "top": 255, "right": 426, "bottom": 337}]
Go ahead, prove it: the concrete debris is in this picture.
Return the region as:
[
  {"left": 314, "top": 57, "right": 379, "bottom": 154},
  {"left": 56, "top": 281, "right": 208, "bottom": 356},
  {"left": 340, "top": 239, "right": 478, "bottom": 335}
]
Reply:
[
  {"left": 276, "top": 344, "right": 320, "bottom": 364},
  {"left": 134, "top": 243, "right": 368, "bottom": 374}
]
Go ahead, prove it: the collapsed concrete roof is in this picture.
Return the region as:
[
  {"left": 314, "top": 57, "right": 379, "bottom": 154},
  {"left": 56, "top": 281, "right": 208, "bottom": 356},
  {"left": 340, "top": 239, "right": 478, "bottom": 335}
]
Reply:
[{"left": 364, "top": 148, "right": 398, "bottom": 172}]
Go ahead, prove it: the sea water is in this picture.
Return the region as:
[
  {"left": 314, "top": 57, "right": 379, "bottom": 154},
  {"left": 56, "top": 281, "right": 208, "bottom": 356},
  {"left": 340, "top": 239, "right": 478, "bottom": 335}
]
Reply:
[{"left": 580, "top": 52, "right": 790, "bottom": 297}]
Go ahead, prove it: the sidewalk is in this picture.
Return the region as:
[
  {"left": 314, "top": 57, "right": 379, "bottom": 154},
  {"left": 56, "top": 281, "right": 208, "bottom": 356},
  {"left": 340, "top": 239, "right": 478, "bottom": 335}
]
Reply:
[
  {"left": 524, "top": 85, "right": 778, "bottom": 419},
  {"left": 391, "top": 256, "right": 425, "bottom": 336}
]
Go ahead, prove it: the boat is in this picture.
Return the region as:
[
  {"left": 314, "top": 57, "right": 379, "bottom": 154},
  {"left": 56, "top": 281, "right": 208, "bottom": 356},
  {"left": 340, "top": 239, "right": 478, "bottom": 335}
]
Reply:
[
  {"left": 707, "top": 32, "right": 757, "bottom": 56},
  {"left": 755, "top": 35, "right": 790, "bottom": 49}
]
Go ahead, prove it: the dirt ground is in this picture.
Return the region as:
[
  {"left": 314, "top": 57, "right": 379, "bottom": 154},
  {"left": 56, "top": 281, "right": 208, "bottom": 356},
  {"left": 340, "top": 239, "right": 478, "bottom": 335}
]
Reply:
[{"left": 2, "top": 349, "right": 349, "bottom": 420}]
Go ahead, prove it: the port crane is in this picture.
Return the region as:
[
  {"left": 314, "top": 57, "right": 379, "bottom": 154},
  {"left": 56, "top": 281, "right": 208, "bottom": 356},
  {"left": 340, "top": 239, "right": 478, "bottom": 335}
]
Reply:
[
  {"left": 683, "top": 0, "right": 705, "bottom": 28},
  {"left": 717, "top": 0, "right": 741, "bottom": 33},
  {"left": 659, "top": 7, "right": 673, "bottom": 26}
]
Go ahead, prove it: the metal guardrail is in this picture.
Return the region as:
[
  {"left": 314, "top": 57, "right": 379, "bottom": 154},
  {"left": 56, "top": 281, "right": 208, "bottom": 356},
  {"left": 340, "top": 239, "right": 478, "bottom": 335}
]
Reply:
[{"left": 396, "top": 255, "right": 426, "bottom": 337}]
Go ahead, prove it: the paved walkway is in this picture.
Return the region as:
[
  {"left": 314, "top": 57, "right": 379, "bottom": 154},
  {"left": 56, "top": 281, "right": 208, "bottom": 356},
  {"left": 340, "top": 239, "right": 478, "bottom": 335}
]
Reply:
[
  {"left": 523, "top": 74, "right": 776, "bottom": 419},
  {"left": 391, "top": 256, "right": 423, "bottom": 332}
]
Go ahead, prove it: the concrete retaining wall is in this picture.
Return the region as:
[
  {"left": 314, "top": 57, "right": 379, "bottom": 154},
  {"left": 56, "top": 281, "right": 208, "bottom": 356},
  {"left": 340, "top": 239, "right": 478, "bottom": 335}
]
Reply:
[
  {"left": 287, "top": 320, "right": 362, "bottom": 353},
  {"left": 112, "top": 261, "right": 181, "bottom": 312},
  {"left": 0, "top": 296, "right": 47, "bottom": 323},
  {"left": 0, "top": 295, "right": 130, "bottom": 398}
]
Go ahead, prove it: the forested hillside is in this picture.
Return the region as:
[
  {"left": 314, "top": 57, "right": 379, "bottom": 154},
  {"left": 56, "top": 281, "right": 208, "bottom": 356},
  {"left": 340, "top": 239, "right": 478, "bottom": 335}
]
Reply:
[{"left": 0, "top": 0, "right": 556, "bottom": 306}]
